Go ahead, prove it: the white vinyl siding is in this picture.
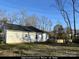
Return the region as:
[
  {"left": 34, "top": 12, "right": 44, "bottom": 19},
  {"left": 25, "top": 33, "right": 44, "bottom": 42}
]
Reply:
[
  {"left": 6, "top": 30, "right": 49, "bottom": 44},
  {"left": 6, "top": 30, "right": 36, "bottom": 44}
]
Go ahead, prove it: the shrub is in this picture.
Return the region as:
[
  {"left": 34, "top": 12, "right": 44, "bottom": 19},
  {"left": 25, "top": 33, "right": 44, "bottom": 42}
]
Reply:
[
  {"left": 0, "top": 39, "right": 5, "bottom": 44},
  {"left": 72, "top": 36, "right": 79, "bottom": 43},
  {"left": 45, "top": 38, "right": 56, "bottom": 44},
  {"left": 0, "top": 29, "right": 3, "bottom": 33}
]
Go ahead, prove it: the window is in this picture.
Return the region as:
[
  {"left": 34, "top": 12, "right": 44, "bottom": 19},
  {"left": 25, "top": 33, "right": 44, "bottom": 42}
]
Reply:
[
  {"left": 25, "top": 34, "right": 28, "bottom": 37},
  {"left": 36, "top": 34, "right": 38, "bottom": 39}
]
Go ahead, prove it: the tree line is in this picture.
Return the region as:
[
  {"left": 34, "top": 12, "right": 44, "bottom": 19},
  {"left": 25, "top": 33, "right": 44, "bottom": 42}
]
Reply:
[{"left": 0, "top": 10, "right": 53, "bottom": 32}]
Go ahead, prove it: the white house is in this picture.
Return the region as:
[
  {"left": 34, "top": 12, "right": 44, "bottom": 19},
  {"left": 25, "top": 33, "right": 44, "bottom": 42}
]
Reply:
[{"left": 1, "top": 23, "right": 49, "bottom": 44}]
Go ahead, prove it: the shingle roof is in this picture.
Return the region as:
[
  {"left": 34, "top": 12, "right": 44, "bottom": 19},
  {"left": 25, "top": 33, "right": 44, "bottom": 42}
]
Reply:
[{"left": 5, "top": 23, "right": 45, "bottom": 33}]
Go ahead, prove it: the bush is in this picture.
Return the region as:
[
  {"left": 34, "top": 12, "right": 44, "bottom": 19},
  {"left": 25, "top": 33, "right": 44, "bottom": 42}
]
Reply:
[
  {"left": 0, "top": 29, "right": 3, "bottom": 33},
  {"left": 45, "top": 38, "right": 56, "bottom": 44},
  {"left": 72, "top": 36, "right": 79, "bottom": 43},
  {"left": 0, "top": 40, "right": 5, "bottom": 44}
]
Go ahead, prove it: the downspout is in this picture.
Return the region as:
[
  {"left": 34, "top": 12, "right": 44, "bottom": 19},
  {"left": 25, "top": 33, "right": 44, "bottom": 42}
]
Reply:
[
  {"left": 28, "top": 32, "right": 31, "bottom": 43},
  {"left": 36, "top": 32, "right": 38, "bottom": 42}
]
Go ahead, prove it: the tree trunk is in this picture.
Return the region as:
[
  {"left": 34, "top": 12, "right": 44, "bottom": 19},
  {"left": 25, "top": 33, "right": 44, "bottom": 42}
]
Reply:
[{"left": 72, "top": 0, "right": 76, "bottom": 39}]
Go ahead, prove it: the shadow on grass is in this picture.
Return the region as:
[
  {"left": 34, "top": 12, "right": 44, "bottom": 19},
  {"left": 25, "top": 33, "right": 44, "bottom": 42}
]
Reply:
[
  {"left": 41, "top": 42, "right": 79, "bottom": 47},
  {"left": 0, "top": 42, "right": 79, "bottom": 56},
  {"left": 0, "top": 42, "right": 79, "bottom": 51}
]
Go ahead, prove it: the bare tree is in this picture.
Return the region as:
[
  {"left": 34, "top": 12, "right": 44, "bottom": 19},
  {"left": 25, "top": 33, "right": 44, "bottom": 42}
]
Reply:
[
  {"left": 47, "top": 19, "right": 52, "bottom": 31},
  {"left": 0, "top": 10, "right": 6, "bottom": 20},
  {"left": 7, "top": 10, "right": 27, "bottom": 25},
  {"left": 38, "top": 16, "right": 52, "bottom": 32},
  {"left": 72, "top": 0, "right": 76, "bottom": 39},
  {"left": 8, "top": 12, "right": 18, "bottom": 24},
  {"left": 18, "top": 10, "right": 28, "bottom": 25},
  {"left": 71, "top": 0, "right": 79, "bottom": 39},
  {"left": 24, "top": 15, "right": 38, "bottom": 27},
  {"left": 55, "top": 0, "right": 72, "bottom": 39},
  {"left": 8, "top": 10, "right": 53, "bottom": 32}
]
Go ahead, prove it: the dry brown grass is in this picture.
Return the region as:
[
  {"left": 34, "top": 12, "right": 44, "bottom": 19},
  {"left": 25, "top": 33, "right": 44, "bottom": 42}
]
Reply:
[{"left": 0, "top": 43, "right": 79, "bottom": 56}]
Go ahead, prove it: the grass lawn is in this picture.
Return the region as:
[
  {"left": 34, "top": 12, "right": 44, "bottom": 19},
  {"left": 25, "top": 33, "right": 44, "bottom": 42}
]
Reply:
[{"left": 0, "top": 43, "right": 79, "bottom": 56}]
